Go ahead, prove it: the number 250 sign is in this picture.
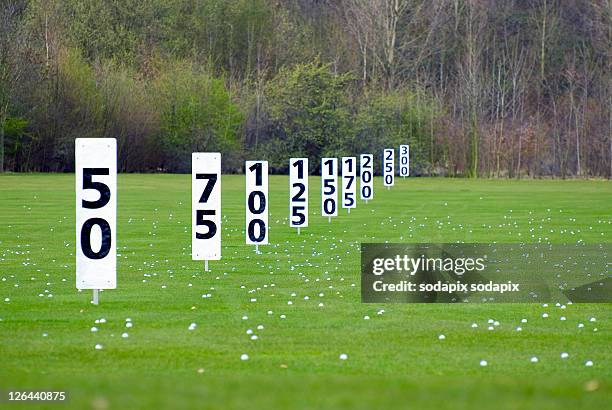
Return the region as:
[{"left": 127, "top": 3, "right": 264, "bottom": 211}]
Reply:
[
  {"left": 192, "top": 153, "right": 221, "bottom": 261},
  {"left": 75, "top": 138, "right": 117, "bottom": 289}
]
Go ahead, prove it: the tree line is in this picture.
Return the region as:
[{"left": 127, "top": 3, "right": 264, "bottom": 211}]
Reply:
[{"left": 0, "top": 0, "right": 610, "bottom": 177}]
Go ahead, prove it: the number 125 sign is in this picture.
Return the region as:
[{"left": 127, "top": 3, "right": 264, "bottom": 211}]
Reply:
[
  {"left": 192, "top": 153, "right": 221, "bottom": 261},
  {"left": 75, "top": 138, "right": 117, "bottom": 289}
]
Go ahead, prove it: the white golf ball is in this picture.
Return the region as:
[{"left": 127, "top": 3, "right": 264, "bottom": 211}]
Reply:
[
  {"left": 479, "top": 360, "right": 488, "bottom": 367},
  {"left": 585, "top": 360, "right": 593, "bottom": 367},
  {"left": 240, "top": 354, "right": 249, "bottom": 361},
  {"left": 121, "top": 333, "right": 129, "bottom": 338},
  {"left": 530, "top": 356, "right": 538, "bottom": 363},
  {"left": 438, "top": 334, "right": 446, "bottom": 340},
  {"left": 364, "top": 315, "right": 370, "bottom": 320},
  {"left": 125, "top": 322, "right": 133, "bottom": 328},
  {"left": 339, "top": 353, "right": 348, "bottom": 360},
  {"left": 560, "top": 352, "right": 569, "bottom": 359},
  {"left": 95, "top": 344, "right": 103, "bottom": 350}
]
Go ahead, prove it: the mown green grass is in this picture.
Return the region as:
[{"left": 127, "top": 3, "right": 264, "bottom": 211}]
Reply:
[{"left": 0, "top": 174, "right": 610, "bottom": 409}]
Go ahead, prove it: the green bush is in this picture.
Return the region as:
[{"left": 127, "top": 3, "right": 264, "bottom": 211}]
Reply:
[{"left": 153, "top": 61, "right": 242, "bottom": 172}]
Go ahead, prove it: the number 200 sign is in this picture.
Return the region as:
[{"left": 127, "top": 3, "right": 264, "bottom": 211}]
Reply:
[
  {"left": 342, "top": 157, "right": 357, "bottom": 211},
  {"left": 289, "top": 158, "right": 308, "bottom": 230},
  {"left": 383, "top": 149, "right": 395, "bottom": 187},
  {"left": 245, "top": 161, "right": 268, "bottom": 245},
  {"left": 75, "top": 138, "right": 117, "bottom": 289},
  {"left": 360, "top": 154, "right": 373, "bottom": 201},
  {"left": 192, "top": 153, "right": 221, "bottom": 262},
  {"left": 321, "top": 158, "right": 338, "bottom": 218}
]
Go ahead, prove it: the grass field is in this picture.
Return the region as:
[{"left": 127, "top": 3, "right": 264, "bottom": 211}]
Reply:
[{"left": 0, "top": 174, "right": 610, "bottom": 409}]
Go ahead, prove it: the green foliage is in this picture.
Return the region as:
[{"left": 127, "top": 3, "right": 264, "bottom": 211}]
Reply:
[
  {"left": 154, "top": 61, "right": 242, "bottom": 171},
  {"left": 354, "top": 90, "right": 439, "bottom": 174},
  {"left": 262, "top": 61, "right": 353, "bottom": 172}
]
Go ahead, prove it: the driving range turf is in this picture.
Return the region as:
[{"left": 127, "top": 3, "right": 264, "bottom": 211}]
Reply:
[{"left": 0, "top": 174, "right": 610, "bottom": 409}]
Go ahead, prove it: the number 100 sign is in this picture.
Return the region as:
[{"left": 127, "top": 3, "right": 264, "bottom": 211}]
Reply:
[
  {"left": 245, "top": 161, "right": 268, "bottom": 245},
  {"left": 75, "top": 138, "right": 117, "bottom": 289},
  {"left": 192, "top": 153, "right": 221, "bottom": 261}
]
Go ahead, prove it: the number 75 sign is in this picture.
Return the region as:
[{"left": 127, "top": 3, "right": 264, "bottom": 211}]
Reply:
[{"left": 192, "top": 153, "right": 221, "bottom": 261}]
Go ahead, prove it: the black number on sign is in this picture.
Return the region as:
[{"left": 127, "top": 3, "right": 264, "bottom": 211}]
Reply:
[
  {"left": 248, "top": 191, "right": 266, "bottom": 214},
  {"left": 292, "top": 206, "right": 306, "bottom": 225},
  {"left": 292, "top": 160, "right": 304, "bottom": 179},
  {"left": 344, "top": 194, "right": 354, "bottom": 207},
  {"left": 362, "top": 186, "right": 372, "bottom": 198},
  {"left": 292, "top": 183, "right": 306, "bottom": 202},
  {"left": 401, "top": 146, "right": 408, "bottom": 154},
  {"left": 82, "top": 168, "right": 110, "bottom": 209},
  {"left": 196, "top": 210, "right": 217, "bottom": 239},
  {"left": 344, "top": 159, "right": 353, "bottom": 173},
  {"left": 345, "top": 175, "right": 354, "bottom": 189},
  {"left": 249, "top": 163, "right": 263, "bottom": 186},
  {"left": 323, "top": 159, "right": 334, "bottom": 175},
  {"left": 196, "top": 173, "right": 217, "bottom": 203},
  {"left": 323, "top": 179, "right": 335, "bottom": 195},
  {"left": 362, "top": 156, "right": 371, "bottom": 167},
  {"left": 81, "top": 217, "right": 111, "bottom": 259},
  {"left": 362, "top": 170, "right": 372, "bottom": 183},
  {"left": 385, "top": 150, "right": 393, "bottom": 160},
  {"left": 400, "top": 156, "right": 408, "bottom": 165},
  {"left": 385, "top": 175, "right": 393, "bottom": 184},
  {"left": 323, "top": 198, "right": 336, "bottom": 214},
  {"left": 248, "top": 220, "right": 266, "bottom": 242}
]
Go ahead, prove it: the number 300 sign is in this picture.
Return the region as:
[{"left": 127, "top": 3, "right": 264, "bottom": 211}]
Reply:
[{"left": 75, "top": 138, "right": 117, "bottom": 289}]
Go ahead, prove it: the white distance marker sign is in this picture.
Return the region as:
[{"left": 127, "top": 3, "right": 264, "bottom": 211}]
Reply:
[
  {"left": 321, "top": 158, "right": 338, "bottom": 218},
  {"left": 192, "top": 153, "right": 221, "bottom": 261},
  {"left": 360, "top": 154, "right": 373, "bottom": 201},
  {"left": 383, "top": 148, "right": 395, "bottom": 187},
  {"left": 75, "top": 138, "right": 117, "bottom": 289},
  {"left": 341, "top": 157, "right": 357, "bottom": 210},
  {"left": 245, "top": 160, "right": 268, "bottom": 245},
  {"left": 289, "top": 158, "right": 308, "bottom": 229},
  {"left": 399, "top": 144, "right": 410, "bottom": 176}
]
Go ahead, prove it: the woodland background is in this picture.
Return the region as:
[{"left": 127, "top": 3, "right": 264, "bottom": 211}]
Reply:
[{"left": 0, "top": 0, "right": 610, "bottom": 177}]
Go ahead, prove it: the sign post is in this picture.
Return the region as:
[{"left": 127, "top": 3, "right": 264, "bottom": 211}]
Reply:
[
  {"left": 321, "top": 158, "right": 338, "bottom": 223},
  {"left": 383, "top": 149, "right": 395, "bottom": 189},
  {"left": 341, "top": 157, "right": 357, "bottom": 214},
  {"left": 246, "top": 161, "right": 268, "bottom": 253},
  {"left": 75, "top": 138, "right": 117, "bottom": 305},
  {"left": 192, "top": 153, "right": 221, "bottom": 271},
  {"left": 360, "top": 154, "right": 373, "bottom": 203},
  {"left": 399, "top": 145, "right": 409, "bottom": 177},
  {"left": 289, "top": 158, "right": 308, "bottom": 234}
]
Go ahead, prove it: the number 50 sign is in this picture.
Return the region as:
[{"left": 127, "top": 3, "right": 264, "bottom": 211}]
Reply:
[{"left": 75, "top": 138, "right": 117, "bottom": 289}]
